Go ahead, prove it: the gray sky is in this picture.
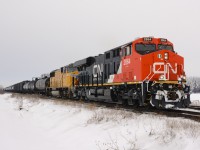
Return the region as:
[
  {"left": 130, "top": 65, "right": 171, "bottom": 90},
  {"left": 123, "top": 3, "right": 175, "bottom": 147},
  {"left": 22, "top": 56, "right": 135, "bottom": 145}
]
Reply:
[{"left": 0, "top": 0, "right": 200, "bottom": 87}]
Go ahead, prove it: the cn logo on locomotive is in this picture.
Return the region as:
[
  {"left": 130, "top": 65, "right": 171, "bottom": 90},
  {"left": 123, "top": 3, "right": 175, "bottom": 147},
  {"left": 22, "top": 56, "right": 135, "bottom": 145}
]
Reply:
[
  {"left": 153, "top": 62, "right": 178, "bottom": 74},
  {"left": 93, "top": 64, "right": 103, "bottom": 77}
]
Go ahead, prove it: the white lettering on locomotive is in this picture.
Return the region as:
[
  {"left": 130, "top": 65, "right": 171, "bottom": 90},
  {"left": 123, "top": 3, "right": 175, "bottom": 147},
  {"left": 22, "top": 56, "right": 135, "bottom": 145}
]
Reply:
[
  {"left": 93, "top": 64, "right": 103, "bottom": 77},
  {"left": 123, "top": 58, "right": 131, "bottom": 66}
]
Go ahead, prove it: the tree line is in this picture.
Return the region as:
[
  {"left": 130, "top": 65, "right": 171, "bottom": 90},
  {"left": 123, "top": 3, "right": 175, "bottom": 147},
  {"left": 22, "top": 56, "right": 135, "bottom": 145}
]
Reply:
[{"left": 187, "top": 77, "right": 200, "bottom": 93}]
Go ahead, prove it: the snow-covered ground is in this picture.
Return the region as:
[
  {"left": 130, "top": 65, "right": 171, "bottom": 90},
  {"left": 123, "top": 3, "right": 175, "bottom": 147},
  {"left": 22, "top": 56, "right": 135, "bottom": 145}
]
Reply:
[
  {"left": 190, "top": 93, "right": 200, "bottom": 106},
  {"left": 0, "top": 93, "right": 200, "bottom": 150}
]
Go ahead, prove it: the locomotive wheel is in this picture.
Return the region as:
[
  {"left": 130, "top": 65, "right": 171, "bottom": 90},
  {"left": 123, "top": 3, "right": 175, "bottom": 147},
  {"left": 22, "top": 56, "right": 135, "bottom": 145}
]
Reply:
[
  {"left": 175, "top": 96, "right": 189, "bottom": 108},
  {"left": 80, "top": 90, "right": 86, "bottom": 101},
  {"left": 150, "top": 96, "right": 165, "bottom": 109},
  {"left": 68, "top": 91, "right": 73, "bottom": 99},
  {"left": 80, "top": 96, "right": 85, "bottom": 101},
  {"left": 178, "top": 97, "right": 189, "bottom": 108},
  {"left": 183, "top": 97, "right": 190, "bottom": 108},
  {"left": 84, "top": 96, "right": 90, "bottom": 102},
  {"left": 117, "top": 95, "right": 128, "bottom": 106},
  {"left": 160, "top": 97, "right": 166, "bottom": 109},
  {"left": 132, "top": 99, "right": 140, "bottom": 108},
  {"left": 183, "top": 100, "right": 189, "bottom": 108}
]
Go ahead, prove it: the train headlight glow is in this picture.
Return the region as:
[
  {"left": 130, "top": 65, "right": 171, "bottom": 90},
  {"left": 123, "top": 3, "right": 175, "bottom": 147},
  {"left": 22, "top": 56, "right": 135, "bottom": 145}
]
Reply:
[
  {"left": 164, "top": 52, "right": 168, "bottom": 60},
  {"left": 183, "top": 76, "right": 186, "bottom": 80},
  {"left": 178, "top": 77, "right": 182, "bottom": 81},
  {"left": 159, "top": 75, "right": 166, "bottom": 80},
  {"left": 158, "top": 54, "right": 162, "bottom": 59},
  {"left": 181, "top": 75, "right": 186, "bottom": 81}
]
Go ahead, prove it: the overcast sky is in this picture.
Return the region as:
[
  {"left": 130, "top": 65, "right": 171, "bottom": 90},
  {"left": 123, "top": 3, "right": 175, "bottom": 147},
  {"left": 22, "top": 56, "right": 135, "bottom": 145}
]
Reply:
[{"left": 0, "top": 0, "right": 200, "bottom": 87}]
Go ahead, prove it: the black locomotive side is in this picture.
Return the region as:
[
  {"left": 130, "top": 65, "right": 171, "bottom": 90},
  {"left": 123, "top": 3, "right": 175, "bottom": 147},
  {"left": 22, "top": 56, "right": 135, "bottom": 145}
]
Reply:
[{"left": 74, "top": 45, "right": 123, "bottom": 102}]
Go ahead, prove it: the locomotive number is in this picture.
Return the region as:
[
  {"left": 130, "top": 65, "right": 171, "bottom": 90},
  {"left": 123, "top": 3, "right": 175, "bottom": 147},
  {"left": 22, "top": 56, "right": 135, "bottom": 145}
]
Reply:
[{"left": 123, "top": 59, "right": 130, "bottom": 66}]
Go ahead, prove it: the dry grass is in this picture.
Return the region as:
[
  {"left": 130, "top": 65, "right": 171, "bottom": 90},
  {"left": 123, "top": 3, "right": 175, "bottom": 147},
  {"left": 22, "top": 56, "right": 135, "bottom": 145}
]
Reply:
[
  {"left": 165, "top": 119, "right": 200, "bottom": 139},
  {"left": 8, "top": 93, "right": 98, "bottom": 112},
  {"left": 51, "top": 99, "right": 82, "bottom": 108},
  {"left": 87, "top": 109, "right": 136, "bottom": 124},
  {"left": 96, "top": 116, "right": 200, "bottom": 149},
  {"left": 96, "top": 134, "right": 140, "bottom": 150},
  {"left": 10, "top": 93, "right": 101, "bottom": 111},
  {"left": 10, "top": 93, "right": 41, "bottom": 101},
  {"left": 8, "top": 93, "right": 41, "bottom": 111}
]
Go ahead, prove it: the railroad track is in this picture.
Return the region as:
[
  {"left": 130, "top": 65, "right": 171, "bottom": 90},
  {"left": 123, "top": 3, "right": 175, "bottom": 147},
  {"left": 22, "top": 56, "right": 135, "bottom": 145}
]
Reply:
[
  {"left": 113, "top": 104, "right": 200, "bottom": 122},
  {"left": 188, "top": 106, "right": 200, "bottom": 111},
  {"left": 155, "top": 108, "right": 200, "bottom": 122},
  {"left": 52, "top": 97, "right": 200, "bottom": 122}
]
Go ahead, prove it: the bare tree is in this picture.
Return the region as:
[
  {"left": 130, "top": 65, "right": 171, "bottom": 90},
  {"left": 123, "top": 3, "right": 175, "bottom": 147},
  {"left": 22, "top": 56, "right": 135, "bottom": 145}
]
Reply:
[{"left": 187, "top": 77, "right": 200, "bottom": 93}]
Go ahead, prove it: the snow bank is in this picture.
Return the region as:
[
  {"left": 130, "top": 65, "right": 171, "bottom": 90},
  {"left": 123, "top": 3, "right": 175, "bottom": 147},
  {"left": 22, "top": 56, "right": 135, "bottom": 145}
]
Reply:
[
  {"left": 190, "top": 93, "right": 200, "bottom": 106},
  {"left": 191, "top": 93, "right": 200, "bottom": 100},
  {"left": 0, "top": 93, "right": 200, "bottom": 150}
]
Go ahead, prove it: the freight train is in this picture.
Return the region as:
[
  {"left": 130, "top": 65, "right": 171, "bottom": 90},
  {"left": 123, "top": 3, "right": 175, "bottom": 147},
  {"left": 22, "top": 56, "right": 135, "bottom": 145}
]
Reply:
[{"left": 4, "top": 37, "right": 191, "bottom": 109}]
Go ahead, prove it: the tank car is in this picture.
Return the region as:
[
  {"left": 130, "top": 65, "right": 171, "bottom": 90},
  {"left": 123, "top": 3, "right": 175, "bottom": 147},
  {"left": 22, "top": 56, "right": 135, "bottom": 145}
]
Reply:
[
  {"left": 35, "top": 76, "right": 50, "bottom": 94},
  {"left": 27, "top": 78, "right": 38, "bottom": 93},
  {"left": 23, "top": 81, "right": 30, "bottom": 93},
  {"left": 4, "top": 81, "right": 29, "bottom": 93}
]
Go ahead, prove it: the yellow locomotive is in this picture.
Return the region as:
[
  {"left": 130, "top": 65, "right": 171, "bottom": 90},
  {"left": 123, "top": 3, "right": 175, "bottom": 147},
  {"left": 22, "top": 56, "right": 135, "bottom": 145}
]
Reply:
[{"left": 47, "top": 64, "right": 79, "bottom": 98}]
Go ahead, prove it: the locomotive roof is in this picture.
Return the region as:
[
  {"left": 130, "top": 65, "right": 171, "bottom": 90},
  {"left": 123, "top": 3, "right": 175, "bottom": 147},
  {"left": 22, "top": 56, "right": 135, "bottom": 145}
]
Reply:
[
  {"left": 104, "top": 41, "right": 132, "bottom": 53},
  {"left": 50, "top": 69, "right": 59, "bottom": 73}
]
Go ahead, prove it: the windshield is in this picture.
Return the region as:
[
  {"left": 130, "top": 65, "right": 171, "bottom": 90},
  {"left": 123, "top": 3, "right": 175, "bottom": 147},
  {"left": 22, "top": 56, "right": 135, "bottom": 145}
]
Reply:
[
  {"left": 158, "top": 44, "right": 173, "bottom": 51},
  {"left": 135, "top": 43, "right": 174, "bottom": 55},
  {"left": 135, "top": 44, "right": 156, "bottom": 55}
]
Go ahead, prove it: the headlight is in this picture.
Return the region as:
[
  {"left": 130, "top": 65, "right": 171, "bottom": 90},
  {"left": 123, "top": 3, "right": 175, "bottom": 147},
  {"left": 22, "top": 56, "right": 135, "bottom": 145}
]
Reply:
[
  {"left": 159, "top": 75, "right": 166, "bottom": 80},
  {"left": 158, "top": 54, "right": 162, "bottom": 59},
  {"left": 164, "top": 52, "right": 168, "bottom": 60},
  {"left": 181, "top": 75, "right": 186, "bottom": 81}
]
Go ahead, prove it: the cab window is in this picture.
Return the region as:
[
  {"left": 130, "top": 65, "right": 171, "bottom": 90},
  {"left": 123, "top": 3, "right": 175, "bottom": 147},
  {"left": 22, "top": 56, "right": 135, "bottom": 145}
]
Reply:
[
  {"left": 158, "top": 44, "right": 173, "bottom": 51},
  {"left": 135, "top": 44, "right": 156, "bottom": 55},
  {"left": 126, "top": 46, "right": 132, "bottom": 56},
  {"left": 123, "top": 45, "right": 132, "bottom": 56},
  {"left": 113, "top": 48, "right": 120, "bottom": 57}
]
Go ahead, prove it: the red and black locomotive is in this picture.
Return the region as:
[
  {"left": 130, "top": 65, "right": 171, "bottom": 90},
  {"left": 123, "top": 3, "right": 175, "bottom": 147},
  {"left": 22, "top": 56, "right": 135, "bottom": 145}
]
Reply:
[{"left": 5, "top": 37, "right": 191, "bottom": 109}]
